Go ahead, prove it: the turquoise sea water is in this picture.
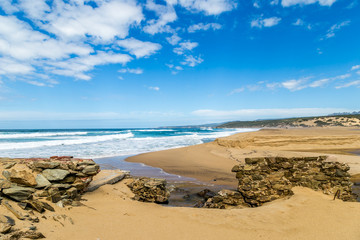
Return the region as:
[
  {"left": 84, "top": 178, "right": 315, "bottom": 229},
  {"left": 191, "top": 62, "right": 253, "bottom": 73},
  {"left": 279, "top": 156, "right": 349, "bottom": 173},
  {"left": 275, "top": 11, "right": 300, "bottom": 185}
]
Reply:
[{"left": 0, "top": 127, "right": 257, "bottom": 158}]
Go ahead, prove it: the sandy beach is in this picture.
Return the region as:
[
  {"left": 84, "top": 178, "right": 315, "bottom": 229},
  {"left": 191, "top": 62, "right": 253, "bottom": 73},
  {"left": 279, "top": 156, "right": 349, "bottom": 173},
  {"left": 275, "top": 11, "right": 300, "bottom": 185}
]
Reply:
[
  {"left": 1, "top": 127, "right": 360, "bottom": 239},
  {"left": 127, "top": 128, "right": 360, "bottom": 185},
  {"left": 32, "top": 182, "right": 360, "bottom": 240}
]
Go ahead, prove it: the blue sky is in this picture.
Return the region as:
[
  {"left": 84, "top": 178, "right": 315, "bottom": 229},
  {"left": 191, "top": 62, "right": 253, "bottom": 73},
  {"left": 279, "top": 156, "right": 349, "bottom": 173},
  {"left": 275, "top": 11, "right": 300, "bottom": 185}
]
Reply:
[{"left": 0, "top": 0, "right": 359, "bottom": 128}]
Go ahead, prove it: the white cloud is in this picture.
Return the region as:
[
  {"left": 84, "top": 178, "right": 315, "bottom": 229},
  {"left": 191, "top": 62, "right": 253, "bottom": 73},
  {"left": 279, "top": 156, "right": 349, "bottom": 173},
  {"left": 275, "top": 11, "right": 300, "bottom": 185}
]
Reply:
[
  {"left": 173, "top": 41, "right": 198, "bottom": 55},
  {"left": 293, "top": 19, "right": 304, "bottom": 26},
  {"left": 166, "top": 64, "right": 183, "bottom": 74},
  {"left": 332, "top": 73, "right": 351, "bottom": 80},
  {"left": 229, "top": 88, "right": 245, "bottom": 95},
  {"left": 281, "top": 78, "right": 308, "bottom": 91},
  {"left": 49, "top": 51, "right": 132, "bottom": 80},
  {"left": 281, "top": 0, "right": 336, "bottom": 7},
  {"left": 351, "top": 65, "right": 360, "bottom": 71},
  {"left": 149, "top": 86, "right": 160, "bottom": 91},
  {"left": 251, "top": 16, "right": 281, "bottom": 28},
  {"left": 166, "top": 34, "right": 181, "bottom": 45},
  {"left": 324, "top": 20, "right": 350, "bottom": 39},
  {"left": 143, "top": 0, "right": 177, "bottom": 35},
  {"left": 253, "top": 2, "right": 260, "bottom": 8},
  {"left": 178, "top": 0, "right": 237, "bottom": 15},
  {"left": 0, "top": 15, "right": 92, "bottom": 61},
  {"left": 309, "top": 73, "right": 351, "bottom": 88},
  {"left": 43, "top": 0, "right": 143, "bottom": 43},
  {"left": 266, "top": 82, "right": 281, "bottom": 90},
  {"left": 17, "top": 0, "right": 50, "bottom": 20},
  {"left": 188, "top": 23, "right": 222, "bottom": 33},
  {"left": 268, "top": 73, "right": 351, "bottom": 90},
  {"left": 0, "top": 1, "right": 145, "bottom": 82},
  {"left": 118, "top": 68, "right": 144, "bottom": 74},
  {"left": 25, "top": 80, "right": 46, "bottom": 87},
  {"left": 293, "top": 18, "right": 312, "bottom": 29},
  {"left": 0, "top": 0, "right": 19, "bottom": 14},
  {"left": 0, "top": 0, "right": 236, "bottom": 84},
  {"left": 192, "top": 108, "right": 351, "bottom": 119},
  {"left": 270, "top": 0, "right": 280, "bottom": 5},
  {"left": 309, "top": 78, "right": 330, "bottom": 88},
  {"left": 117, "top": 38, "right": 162, "bottom": 58},
  {"left": 175, "top": 66, "right": 183, "bottom": 70},
  {"left": 181, "top": 55, "right": 204, "bottom": 67},
  {"left": 335, "top": 80, "right": 360, "bottom": 89},
  {"left": 0, "top": 58, "right": 34, "bottom": 75}
]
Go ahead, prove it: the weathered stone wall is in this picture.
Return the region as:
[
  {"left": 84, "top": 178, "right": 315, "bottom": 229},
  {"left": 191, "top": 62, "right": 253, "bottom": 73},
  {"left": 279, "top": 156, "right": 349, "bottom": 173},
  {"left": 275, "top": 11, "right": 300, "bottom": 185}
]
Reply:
[{"left": 231, "top": 156, "right": 356, "bottom": 207}]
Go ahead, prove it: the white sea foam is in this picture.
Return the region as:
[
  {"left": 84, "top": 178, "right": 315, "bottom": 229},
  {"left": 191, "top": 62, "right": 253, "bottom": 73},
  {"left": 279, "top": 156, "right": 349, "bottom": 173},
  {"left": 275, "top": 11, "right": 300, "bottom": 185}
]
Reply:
[
  {"left": 0, "top": 128, "right": 258, "bottom": 158},
  {"left": 133, "top": 129, "right": 175, "bottom": 132},
  {"left": 0, "top": 131, "right": 88, "bottom": 139},
  {"left": 0, "top": 132, "right": 134, "bottom": 150}
]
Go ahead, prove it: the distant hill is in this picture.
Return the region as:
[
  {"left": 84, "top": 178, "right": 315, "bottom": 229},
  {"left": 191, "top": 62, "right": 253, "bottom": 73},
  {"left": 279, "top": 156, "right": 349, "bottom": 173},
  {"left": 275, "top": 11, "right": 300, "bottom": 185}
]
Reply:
[
  {"left": 217, "top": 114, "right": 360, "bottom": 128},
  {"left": 329, "top": 111, "right": 360, "bottom": 116}
]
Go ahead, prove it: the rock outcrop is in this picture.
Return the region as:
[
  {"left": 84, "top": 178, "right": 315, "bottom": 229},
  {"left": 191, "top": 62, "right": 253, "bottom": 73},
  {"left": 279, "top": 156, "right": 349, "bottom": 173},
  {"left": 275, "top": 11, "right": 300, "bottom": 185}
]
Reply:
[
  {"left": 0, "top": 156, "right": 100, "bottom": 206},
  {"left": 0, "top": 156, "right": 101, "bottom": 239},
  {"left": 202, "top": 156, "right": 357, "bottom": 208},
  {"left": 127, "top": 177, "right": 170, "bottom": 204}
]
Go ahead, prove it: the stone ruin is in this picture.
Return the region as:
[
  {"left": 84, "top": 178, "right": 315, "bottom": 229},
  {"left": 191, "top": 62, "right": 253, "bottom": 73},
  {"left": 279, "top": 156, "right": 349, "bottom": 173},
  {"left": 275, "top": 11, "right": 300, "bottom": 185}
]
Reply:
[
  {"left": 0, "top": 156, "right": 100, "bottom": 239},
  {"left": 127, "top": 177, "right": 170, "bottom": 204},
  {"left": 202, "top": 156, "right": 357, "bottom": 208}
]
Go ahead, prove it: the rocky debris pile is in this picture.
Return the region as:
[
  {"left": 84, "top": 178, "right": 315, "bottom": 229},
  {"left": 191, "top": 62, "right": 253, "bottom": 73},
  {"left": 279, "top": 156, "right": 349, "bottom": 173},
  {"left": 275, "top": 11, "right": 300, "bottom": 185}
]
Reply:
[
  {"left": 194, "top": 189, "right": 244, "bottom": 209},
  {"left": 0, "top": 200, "right": 47, "bottom": 239},
  {"left": 202, "top": 189, "right": 245, "bottom": 209},
  {"left": 0, "top": 156, "right": 100, "bottom": 239},
  {"left": 231, "top": 156, "right": 357, "bottom": 207},
  {"left": 127, "top": 177, "right": 170, "bottom": 204}
]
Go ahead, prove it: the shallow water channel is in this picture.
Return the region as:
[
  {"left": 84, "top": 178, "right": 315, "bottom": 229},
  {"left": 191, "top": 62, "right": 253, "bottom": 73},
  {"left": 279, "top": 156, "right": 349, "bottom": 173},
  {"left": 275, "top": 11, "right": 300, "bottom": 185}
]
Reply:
[{"left": 94, "top": 156, "right": 234, "bottom": 207}]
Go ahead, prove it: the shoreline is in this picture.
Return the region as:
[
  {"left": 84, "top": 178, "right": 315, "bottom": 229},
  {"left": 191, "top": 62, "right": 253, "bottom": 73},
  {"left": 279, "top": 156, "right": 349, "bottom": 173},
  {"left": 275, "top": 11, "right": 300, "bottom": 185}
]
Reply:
[
  {"left": 127, "top": 128, "right": 360, "bottom": 183},
  {"left": 1, "top": 127, "right": 360, "bottom": 239}
]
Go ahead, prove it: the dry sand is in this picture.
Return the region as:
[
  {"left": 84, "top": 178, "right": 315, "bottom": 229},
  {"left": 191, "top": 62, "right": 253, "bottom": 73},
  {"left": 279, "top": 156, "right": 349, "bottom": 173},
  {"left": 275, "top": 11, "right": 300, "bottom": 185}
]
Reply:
[
  {"left": 33, "top": 182, "right": 360, "bottom": 240},
  {"left": 1, "top": 127, "right": 360, "bottom": 239}
]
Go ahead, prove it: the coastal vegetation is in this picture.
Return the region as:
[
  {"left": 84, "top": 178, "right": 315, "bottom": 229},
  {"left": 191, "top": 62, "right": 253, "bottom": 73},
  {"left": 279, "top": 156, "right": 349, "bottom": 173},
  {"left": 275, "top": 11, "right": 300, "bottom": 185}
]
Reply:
[{"left": 217, "top": 114, "right": 360, "bottom": 128}]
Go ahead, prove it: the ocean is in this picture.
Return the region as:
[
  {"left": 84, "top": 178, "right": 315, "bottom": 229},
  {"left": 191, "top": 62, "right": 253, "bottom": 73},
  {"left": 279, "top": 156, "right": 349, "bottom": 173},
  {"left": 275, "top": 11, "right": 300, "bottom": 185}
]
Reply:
[{"left": 0, "top": 127, "right": 257, "bottom": 159}]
